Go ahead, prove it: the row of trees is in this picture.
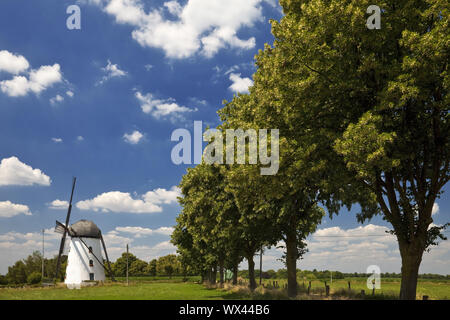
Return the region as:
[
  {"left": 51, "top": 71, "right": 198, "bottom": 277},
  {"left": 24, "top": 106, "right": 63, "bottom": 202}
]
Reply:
[
  {"left": 1, "top": 252, "right": 185, "bottom": 285},
  {"left": 111, "top": 253, "right": 185, "bottom": 278},
  {"left": 2, "top": 251, "right": 67, "bottom": 285},
  {"left": 172, "top": 0, "right": 449, "bottom": 299}
]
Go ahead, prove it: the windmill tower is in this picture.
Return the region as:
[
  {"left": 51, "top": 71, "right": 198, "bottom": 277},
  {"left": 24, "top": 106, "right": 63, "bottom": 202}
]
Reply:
[{"left": 54, "top": 178, "right": 115, "bottom": 288}]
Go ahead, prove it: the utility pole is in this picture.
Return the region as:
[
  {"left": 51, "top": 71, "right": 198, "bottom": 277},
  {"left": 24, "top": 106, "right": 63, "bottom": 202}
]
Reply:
[
  {"left": 126, "top": 244, "right": 129, "bottom": 286},
  {"left": 42, "top": 229, "right": 45, "bottom": 279}
]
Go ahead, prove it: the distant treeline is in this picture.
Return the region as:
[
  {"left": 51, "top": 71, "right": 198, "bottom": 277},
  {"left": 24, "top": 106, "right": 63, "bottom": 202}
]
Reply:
[
  {"left": 237, "top": 269, "right": 450, "bottom": 280},
  {"left": 0, "top": 251, "right": 191, "bottom": 286},
  {"left": 2, "top": 251, "right": 448, "bottom": 286}
]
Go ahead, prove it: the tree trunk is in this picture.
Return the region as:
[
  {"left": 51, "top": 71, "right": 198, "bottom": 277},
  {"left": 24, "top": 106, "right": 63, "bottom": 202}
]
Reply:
[
  {"left": 247, "top": 254, "right": 257, "bottom": 291},
  {"left": 219, "top": 259, "right": 224, "bottom": 287},
  {"left": 399, "top": 243, "right": 423, "bottom": 300},
  {"left": 201, "top": 272, "right": 205, "bottom": 284},
  {"left": 286, "top": 229, "right": 298, "bottom": 298},
  {"left": 232, "top": 262, "right": 238, "bottom": 285}
]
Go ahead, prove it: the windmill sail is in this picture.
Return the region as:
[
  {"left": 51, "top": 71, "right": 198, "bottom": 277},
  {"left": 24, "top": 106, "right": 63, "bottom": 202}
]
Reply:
[
  {"left": 54, "top": 221, "right": 67, "bottom": 235},
  {"left": 54, "top": 177, "right": 77, "bottom": 281}
]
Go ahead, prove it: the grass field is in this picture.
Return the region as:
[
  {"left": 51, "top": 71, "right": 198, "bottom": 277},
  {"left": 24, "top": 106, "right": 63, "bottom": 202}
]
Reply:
[
  {"left": 258, "top": 278, "right": 450, "bottom": 300},
  {"left": 0, "top": 277, "right": 448, "bottom": 300}
]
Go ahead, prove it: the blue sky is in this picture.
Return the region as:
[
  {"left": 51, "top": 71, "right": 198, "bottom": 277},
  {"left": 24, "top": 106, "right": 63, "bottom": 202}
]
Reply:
[{"left": 0, "top": 0, "right": 448, "bottom": 275}]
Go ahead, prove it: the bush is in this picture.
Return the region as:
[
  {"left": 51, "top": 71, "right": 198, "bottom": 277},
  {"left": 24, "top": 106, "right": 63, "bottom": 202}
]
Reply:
[
  {"left": 0, "top": 275, "right": 8, "bottom": 285},
  {"left": 27, "top": 272, "right": 42, "bottom": 285}
]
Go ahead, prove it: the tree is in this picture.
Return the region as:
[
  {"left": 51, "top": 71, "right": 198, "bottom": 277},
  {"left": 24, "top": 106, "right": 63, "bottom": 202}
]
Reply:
[
  {"left": 129, "top": 260, "right": 148, "bottom": 276},
  {"left": 156, "top": 254, "right": 181, "bottom": 278},
  {"left": 6, "top": 261, "right": 27, "bottom": 284},
  {"left": 246, "top": 0, "right": 449, "bottom": 299},
  {"left": 113, "top": 252, "right": 138, "bottom": 277},
  {"left": 146, "top": 259, "right": 158, "bottom": 277},
  {"left": 27, "top": 272, "right": 42, "bottom": 285}
]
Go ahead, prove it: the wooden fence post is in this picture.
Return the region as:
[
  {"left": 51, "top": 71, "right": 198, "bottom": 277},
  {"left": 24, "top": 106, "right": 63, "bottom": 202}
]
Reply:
[
  {"left": 348, "top": 281, "right": 351, "bottom": 291},
  {"left": 326, "top": 285, "right": 330, "bottom": 297},
  {"left": 423, "top": 296, "right": 429, "bottom": 300},
  {"left": 361, "top": 290, "right": 365, "bottom": 298}
]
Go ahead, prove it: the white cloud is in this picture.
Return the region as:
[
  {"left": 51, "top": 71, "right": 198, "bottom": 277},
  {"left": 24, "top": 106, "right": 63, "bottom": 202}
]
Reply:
[
  {"left": 87, "top": 0, "right": 267, "bottom": 59},
  {"left": 50, "top": 94, "right": 64, "bottom": 105},
  {"left": 52, "top": 138, "right": 63, "bottom": 143},
  {"left": 123, "top": 130, "right": 144, "bottom": 145},
  {"left": 135, "top": 91, "right": 194, "bottom": 119},
  {"left": 0, "top": 64, "right": 63, "bottom": 97},
  {"left": 432, "top": 203, "right": 439, "bottom": 216},
  {"left": 76, "top": 186, "right": 180, "bottom": 214},
  {"left": 254, "top": 224, "right": 450, "bottom": 275},
  {"left": 77, "top": 136, "right": 84, "bottom": 142},
  {"left": 0, "top": 157, "right": 51, "bottom": 187},
  {"left": 0, "top": 228, "right": 60, "bottom": 273},
  {"left": 0, "top": 201, "right": 32, "bottom": 218},
  {"left": 97, "top": 60, "right": 127, "bottom": 85},
  {"left": 143, "top": 186, "right": 181, "bottom": 205},
  {"left": 66, "top": 90, "right": 74, "bottom": 97},
  {"left": 47, "top": 199, "right": 69, "bottom": 210},
  {"left": 0, "top": 50, "right": 30, "bottom": 74},
  {"left": 115, "top": 226, "right": 174, "bottom": 237},
  {"left": 228, "top": 73, "right": 253, "bottom": 93}
]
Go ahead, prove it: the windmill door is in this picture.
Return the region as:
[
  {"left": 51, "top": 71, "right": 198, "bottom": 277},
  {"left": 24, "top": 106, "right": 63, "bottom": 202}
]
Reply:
[{"left": 89, "top": 273, "right": 94, "bottom": 281}]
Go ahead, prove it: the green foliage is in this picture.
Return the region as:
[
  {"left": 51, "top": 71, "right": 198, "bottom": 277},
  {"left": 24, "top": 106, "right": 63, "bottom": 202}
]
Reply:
[
  {"left": 156, "top": 255, "right": 181, "bottom": 278},
  {"left": 146, "top": 259, "right": 158, "bottom": 276},
  {"left": 112, "top": 253, "right": 138, "bottom": 277},
  {"left": 27, "top": 272, "right": 42, "bottom": 285},
  {"left": 129, "top": 260, "right": 148, "bottom": 277}
]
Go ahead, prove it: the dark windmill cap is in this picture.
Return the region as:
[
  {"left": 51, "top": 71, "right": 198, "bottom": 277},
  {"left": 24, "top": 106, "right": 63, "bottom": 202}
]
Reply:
[{"left": 69, "top": 220, "right": 101, "bottom": 238}]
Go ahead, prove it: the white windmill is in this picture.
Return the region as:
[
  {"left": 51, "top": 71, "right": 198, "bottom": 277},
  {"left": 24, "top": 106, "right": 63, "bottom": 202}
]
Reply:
[{"left": 54, "top": 178, "right": 115, "bottom": 289}]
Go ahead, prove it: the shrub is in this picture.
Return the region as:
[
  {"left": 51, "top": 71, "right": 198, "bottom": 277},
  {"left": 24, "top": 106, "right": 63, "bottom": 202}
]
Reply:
[{"left": 27, "top": 272, "right": 42, "bottom": 285}]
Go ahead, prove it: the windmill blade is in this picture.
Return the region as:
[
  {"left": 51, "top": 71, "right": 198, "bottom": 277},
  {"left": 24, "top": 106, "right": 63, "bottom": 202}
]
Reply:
[
  {"left": 100, "top": 233, "right": 116, "bottom": 282},
  {"left": 54, "top": 177, "right": 77, "bottom": 281},
  {"left": 54, "top": 221, "right": 68, "bottom": 235}
]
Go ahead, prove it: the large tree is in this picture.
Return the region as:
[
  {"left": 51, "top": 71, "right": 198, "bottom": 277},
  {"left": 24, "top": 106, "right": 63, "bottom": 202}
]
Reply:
[{"left": 247, "top": 0, "right": 449, "bottom": 299}]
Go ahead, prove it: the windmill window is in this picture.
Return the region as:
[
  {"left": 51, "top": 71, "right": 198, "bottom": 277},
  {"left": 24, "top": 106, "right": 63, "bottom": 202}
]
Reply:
[
  {"left": 88, "top": 247, "right": 93, "bottom": 254},
  {"left": 89, "top": 260, "right": 94, "bottom": 267}
]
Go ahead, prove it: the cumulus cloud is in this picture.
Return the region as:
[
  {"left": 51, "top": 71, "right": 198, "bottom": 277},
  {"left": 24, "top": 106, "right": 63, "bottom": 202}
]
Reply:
[
  {"left": 0, "top": 50, "right": 30, "bottom": 74},
  {"left": 86, "top": 0, "right": 268, "bottom": 59},
  {"left": 143, "top": 186, "right": 181, "bottom": 205},
  {"left": 0, "top": 157, "right": 51, "bottom": 187},
  {"left": 432, "top": 203, "right": 439, "bottom": 216},
  {"left": 50, "top": 94, "right": 64, "bottom": 105},
  {"left": 228, "top": 73, "right": 253, "bottom": 93},
  {"left": 0, "top": 63, "right": 63, "bottom": 97},
  {"left": 52, "top": 138, "right": 63, "bottom": 143},
  {"left": 123, "top": 130, "right": 144, "bottom": 145},
  {"left": 0, "top": 228, "right": 60, "bottom": 273},
  {"left": 97, "top": 60, "right": 127, "bottom": 85},
  {"left": 47, "top": 199, "right": 69, "bottom": 210},
  {"left": 0, "top": 201, "right": 32, "bottom": 218},
  {"left": 76, "top": 186, "right": 180, "bottom": 214},
  {"left": 115, "top": 226, "right": 174, "bottom": 237},
  {"left": 66, "top": 90, "right": 74, "bottom": 97},
  {"left": 254, "top": 224, "right": 450, "bottom": 275},
  {"left": 135, "top": 91, "right": 194, "bottom": 119}
]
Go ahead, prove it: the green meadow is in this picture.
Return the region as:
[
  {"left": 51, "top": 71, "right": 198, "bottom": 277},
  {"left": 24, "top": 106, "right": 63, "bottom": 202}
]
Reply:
[{"left": 0, "top": 277, "right": 449, "bottom": 300}]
